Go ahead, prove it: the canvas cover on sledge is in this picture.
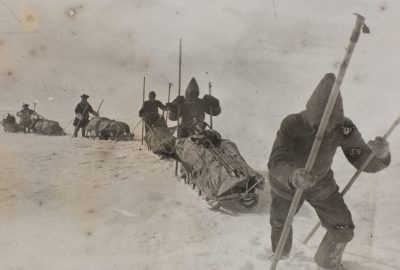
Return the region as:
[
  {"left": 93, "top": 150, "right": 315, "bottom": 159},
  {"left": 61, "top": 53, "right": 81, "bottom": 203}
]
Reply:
[
  {"left": 2, "top": 114, "right": 18, "bottom": 133},
  {"left": 32, "top": 119, "right": 66, "bottom": 135},
  {"left": 144, "top": 118, "right": 177, "bottom": 156},
  {"left": 175, "top": 131, "right": 265, "bottom": 202},
  {"left": 86, "top": 117, "right": 133, "bottom": 141}
]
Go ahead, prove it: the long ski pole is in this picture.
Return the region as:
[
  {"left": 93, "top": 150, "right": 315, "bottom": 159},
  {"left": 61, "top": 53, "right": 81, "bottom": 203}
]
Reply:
[
  {"left": 175, "top": 39, "right": 182, "bottom": 176},
  {"left": 208, "top": 81, "right": 213, "bottom": 129},
  {"left": 142, "top": 76, "right": 146, "bottom": 146},
  {"left": 270, "top": 14, "right": 369, "bottom": 270},
  {"left": 131, "top": 118, "right": 143, "bottom": 133},
  {"left": 166, "top": 83, "right": 173, "bottom": 125},
  {"left": 96, "top": 99, "right": 104, "bottom": 115},
  {"left": 303, "top": 113, "right": 400, "bottom": 244}
]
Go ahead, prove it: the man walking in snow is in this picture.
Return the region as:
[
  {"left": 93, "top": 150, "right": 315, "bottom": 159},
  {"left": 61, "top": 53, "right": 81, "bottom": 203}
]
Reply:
[
  {"left": 16, "top": 104, "right": 37, "bottom": 133},
  {"left": 73, "top": 94, "right": 98, "bottom": 138},
  {"left": 167, "top": 77, "right": 221, "bottom": 138},
  {"left": 139, "top": 91, "right": 166, "bottom": 130},
  {"left": 267, "top": 73, "right": 391, "bottom": 269}
]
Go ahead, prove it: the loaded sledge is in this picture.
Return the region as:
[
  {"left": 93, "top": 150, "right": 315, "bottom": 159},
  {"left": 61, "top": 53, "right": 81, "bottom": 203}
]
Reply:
[
  {"left": 1, "top": 113, "right": 18, "bottom": 133},
  {"left": 2, "top": 112, "right": 66, "bottom": 135},
  {"left": 144, "top": 117, "right": 177, "bottom": 157},
  {"left": 86, "top": 116, "right": 133, "bottom": 141},
  {"left": 175, "top": 128, "right": 265, "bottom": 209}
]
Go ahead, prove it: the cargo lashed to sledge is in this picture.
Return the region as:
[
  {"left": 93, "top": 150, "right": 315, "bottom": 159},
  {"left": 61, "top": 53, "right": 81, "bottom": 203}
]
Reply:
[{"left": 175, "top": 133, "right": 265, "bottom": 204}]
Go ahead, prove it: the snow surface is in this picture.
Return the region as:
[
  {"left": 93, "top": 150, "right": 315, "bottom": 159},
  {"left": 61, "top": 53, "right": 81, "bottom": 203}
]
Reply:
[{"left": 1, "top": 0, "right": 400, "bottom": 269}]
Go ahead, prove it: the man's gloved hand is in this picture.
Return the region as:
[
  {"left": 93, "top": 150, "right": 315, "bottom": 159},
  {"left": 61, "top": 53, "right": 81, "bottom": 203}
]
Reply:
[
  {"left": 203, "top": 94, "right": 219, "bottom": 107},
  {"left": 75, "top": 113, "right": 83, "bottom": 120},
  {"left": 368, "top": 136, "right": 390, "bottom": 159},
  {"left": 290, "top": 168, "right": 317, "bottom": 189},
  {"left": 139, "top": 108, "right": 145, "bottom": 117},
  {"left": 174, "top": 96, "right": 185, "bottom": 106}
]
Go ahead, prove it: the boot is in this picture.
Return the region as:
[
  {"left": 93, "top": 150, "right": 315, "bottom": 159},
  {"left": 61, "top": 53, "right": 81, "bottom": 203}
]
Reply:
[
  {"left": 315, "top": 232, "right": 347, "bottom": 270},
  {"left": 73, "top": 126, "right": 79, "bottom": 138},
  {"left": 271, "top": 226, "right": 293, "bottom": 258},
  {"left": 81, "top": 128, "right": 86, "bottom": 138}
]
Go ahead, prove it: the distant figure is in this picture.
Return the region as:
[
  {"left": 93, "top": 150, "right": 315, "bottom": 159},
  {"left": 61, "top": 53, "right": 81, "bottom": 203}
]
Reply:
[
  {"left": 139, "top": 91, "right": 166, "bottom": 130},
  {"left": 167, "top": 78, "right": 221, "bottom": 138},
  {"left": 73, "top": 94, "right": 98, "bottom": 137},
  {"left": 16, "top": 104, "right": 37, "bottom": 133}
]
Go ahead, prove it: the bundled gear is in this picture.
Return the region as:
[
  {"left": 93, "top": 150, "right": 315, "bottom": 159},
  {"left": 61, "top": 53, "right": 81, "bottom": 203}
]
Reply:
[
  {"left": 267, "top": 73, "right": 391, "bottom": 268},
  {"left": 1, "top": 113, "right": 18, "bottom": 132},
  {"left": 167, "top": 78, "right": 221, "bottom": 138},
  {"left": 175, "top": 127, "right": 264, "bottom": 209},
  {"left": 85, "top": 116, "right": 133, "bottom": 141},
  {"left": 144, "top": 118, "right": 177, "bottom": 157},
  {"left": 31, "top": 115, "right": 66, "bottom": 136}
]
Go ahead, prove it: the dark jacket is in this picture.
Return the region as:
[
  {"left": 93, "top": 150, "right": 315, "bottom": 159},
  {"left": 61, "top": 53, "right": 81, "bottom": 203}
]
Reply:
[
  {"left": 139, "top": 100, "right": 166, "bottom": 123},
  {"left": 74, "top": 102, "right": 95, "bottom": 127},
  {"left": 268, "top": 113, "right": 390, "bottom": 186},
  {"left": 75, "top": 102, "right": 94, "bottom": 119},
  {"left": 268, "top": 73, "right": 390, "bottom": 199}
]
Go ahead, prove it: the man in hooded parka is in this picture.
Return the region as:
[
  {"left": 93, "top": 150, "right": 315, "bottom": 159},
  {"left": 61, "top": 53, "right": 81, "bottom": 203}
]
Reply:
[
  {"left": 267, "top": 73, "right": 391, "bottom": 269},
  {"left": 167, "top": 78, "right": 221, "bottom": 138}
]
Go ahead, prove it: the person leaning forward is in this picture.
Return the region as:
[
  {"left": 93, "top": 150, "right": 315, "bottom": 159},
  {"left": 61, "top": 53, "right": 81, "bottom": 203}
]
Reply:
[
  {"left": 267, "top": 73, "right": 391, "bottom": 270},
  {"left": 73, "top": 94, "right": 98, "bottom": 137}
]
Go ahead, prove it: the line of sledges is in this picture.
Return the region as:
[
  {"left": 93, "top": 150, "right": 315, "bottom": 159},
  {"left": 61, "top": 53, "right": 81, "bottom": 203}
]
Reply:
[
  {"left": 1, "top": 107, "right": 132, "bottom": 141},
  {"left": 144, "top": 118, "right": 265, "bottom": 210},
  {"left": 143, "top": 78, "right": 265, "bottom": 210},
  {"left": 2, "top": 107, "right": 66, "bottom": 136}
]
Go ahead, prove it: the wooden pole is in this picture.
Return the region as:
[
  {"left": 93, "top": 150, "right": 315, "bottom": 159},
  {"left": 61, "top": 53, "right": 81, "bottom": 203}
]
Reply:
[
  {"left": 208, "top": 81, "right": 213, "bottom": 129},
  {"left": 142, "top": 76, "right": 146, "bottom": 146},
  {"left": 175, "top": 39, "right": 182, "bottom": 176},
  {"left": 96, "top": 99, "right": 104, "bottom": 115},
  {"left": 270, "top": 14, "right": 368, "bottom": 270},
  {"left": 303, "top": 114, "right": 400, "bottom": 244},
  {"left": 166, "top": 83, "right": 172, "bottom": 125}
]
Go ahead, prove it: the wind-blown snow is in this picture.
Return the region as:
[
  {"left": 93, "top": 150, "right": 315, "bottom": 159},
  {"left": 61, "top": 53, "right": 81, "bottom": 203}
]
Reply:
[{"left": 1, "top": 0, "right": 400, "bottom": 269}]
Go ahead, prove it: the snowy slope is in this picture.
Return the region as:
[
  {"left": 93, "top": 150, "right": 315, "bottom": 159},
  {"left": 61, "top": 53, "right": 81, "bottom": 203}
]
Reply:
[
  {"left": 1, "top": 133, "right": 400, "bottom": 270},
  {"left": 1, "top": 0, "right": 400, "bottom": 269}
]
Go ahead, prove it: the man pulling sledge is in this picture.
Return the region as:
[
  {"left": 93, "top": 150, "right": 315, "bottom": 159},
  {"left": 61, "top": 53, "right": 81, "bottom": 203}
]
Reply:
[
  {"left": 73, "top": 94, "right": 98, "bottom": 137},
  {"left": 167, "top": 78, "right": 221, "bottom": 138},
  {"left": 16, "top": 104, "right": 37, "bottom": 133},
  {"left": 139, "top": 91, "right": 166, "bottom": 130},
  {"left": 267, "top": 73, "right": 391, "bottom": 269}
]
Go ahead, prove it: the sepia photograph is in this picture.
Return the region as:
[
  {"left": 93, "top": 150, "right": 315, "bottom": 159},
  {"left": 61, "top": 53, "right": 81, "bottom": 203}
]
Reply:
[{"left": 0, "top": 1, "right": 399, "bottom": 269}]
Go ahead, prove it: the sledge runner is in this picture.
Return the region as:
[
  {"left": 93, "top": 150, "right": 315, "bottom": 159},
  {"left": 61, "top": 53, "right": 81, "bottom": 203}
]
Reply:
[
  {"left": 267, "top": 73, "right": 391, "bottom": 269},
  {"left": 16, "top": 104, "right": 37, "bottom": 133},
  {"left": 167, "top": 78, "right": 221, "bottom": 138},
  {"left": 73, "top": 94, "right": 98, "bottom": 138},
  {"left": 139, "top": 91, "right": 166, "bottom": 130}
]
